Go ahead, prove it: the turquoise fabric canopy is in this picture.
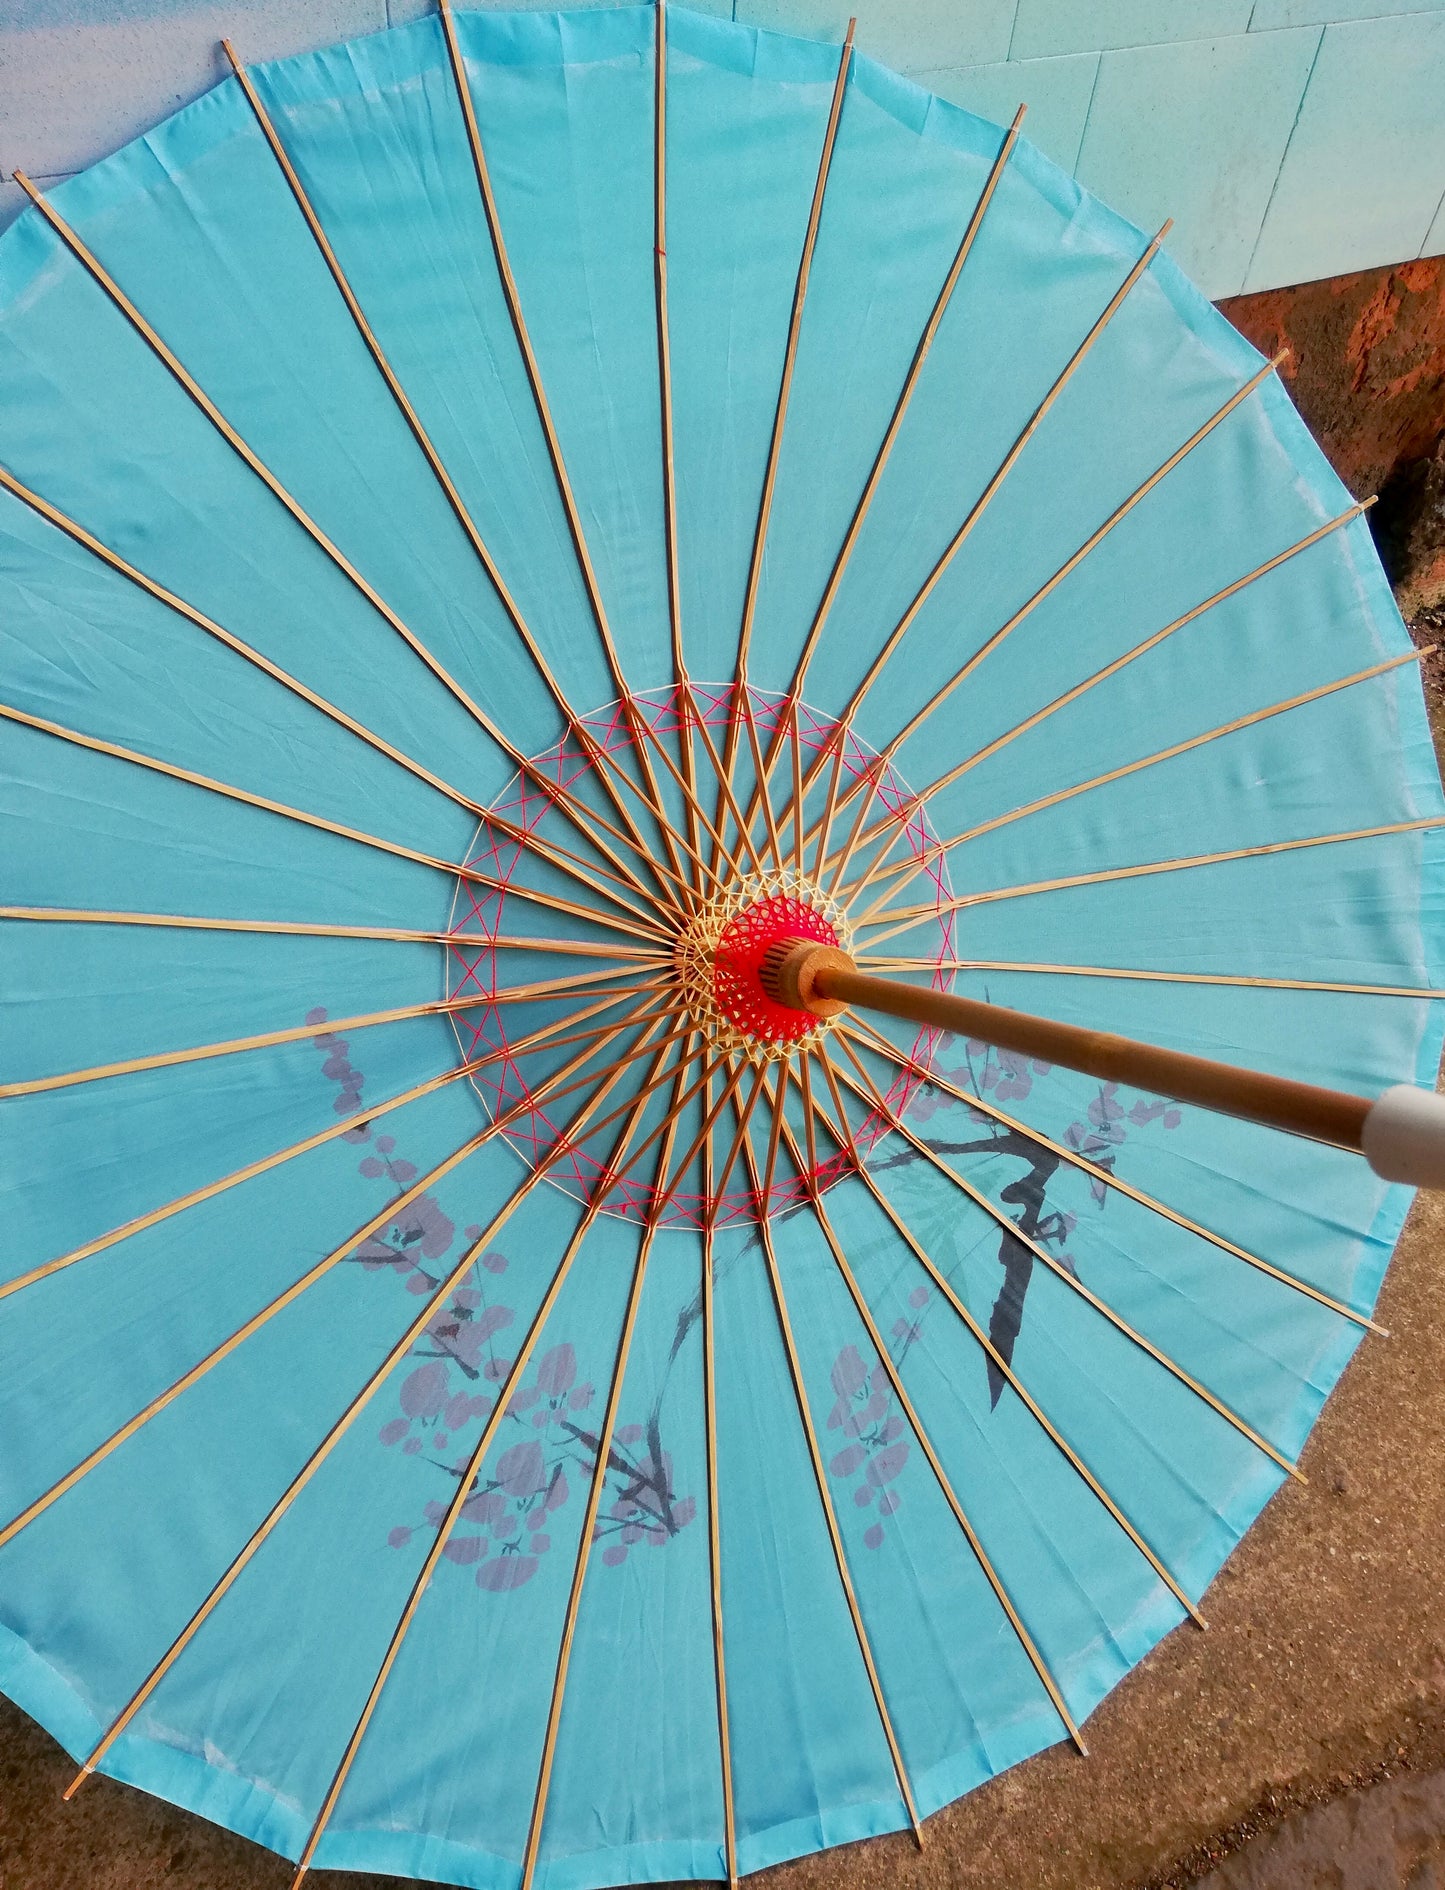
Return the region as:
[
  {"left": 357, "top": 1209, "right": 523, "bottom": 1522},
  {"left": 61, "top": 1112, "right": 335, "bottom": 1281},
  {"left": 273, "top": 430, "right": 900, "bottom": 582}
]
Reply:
[{"left": 0, "top": 6, "right": 1441, "bottom": 1887}]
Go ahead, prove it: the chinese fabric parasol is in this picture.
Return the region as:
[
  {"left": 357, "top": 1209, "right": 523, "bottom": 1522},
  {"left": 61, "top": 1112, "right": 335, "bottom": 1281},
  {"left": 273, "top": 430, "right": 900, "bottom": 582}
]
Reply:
[{"left": 1, "top": 5, "right": 1443, "bottom": 1887}]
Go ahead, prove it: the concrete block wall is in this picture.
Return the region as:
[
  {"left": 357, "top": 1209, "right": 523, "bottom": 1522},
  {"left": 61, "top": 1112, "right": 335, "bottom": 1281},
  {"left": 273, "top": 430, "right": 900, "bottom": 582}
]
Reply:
[{"left": 2, "top": 0, "right": 1444, "bottom": 296}]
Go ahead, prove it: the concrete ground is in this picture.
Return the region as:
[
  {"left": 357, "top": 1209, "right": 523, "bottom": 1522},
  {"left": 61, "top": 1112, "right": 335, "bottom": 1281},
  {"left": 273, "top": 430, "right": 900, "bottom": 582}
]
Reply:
[
  {"left": 2, "top": 271, "right": 1444, "bottom": 1887},
  {"left": 1196, "top": 1765, "right": 1445, "bottom": 1890}
]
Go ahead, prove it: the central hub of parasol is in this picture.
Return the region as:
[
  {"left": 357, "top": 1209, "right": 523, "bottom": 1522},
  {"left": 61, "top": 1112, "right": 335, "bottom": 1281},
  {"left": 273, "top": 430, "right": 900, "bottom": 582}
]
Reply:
[{"left": 674, "top": 870, "right": 856, "bottom": 1061}]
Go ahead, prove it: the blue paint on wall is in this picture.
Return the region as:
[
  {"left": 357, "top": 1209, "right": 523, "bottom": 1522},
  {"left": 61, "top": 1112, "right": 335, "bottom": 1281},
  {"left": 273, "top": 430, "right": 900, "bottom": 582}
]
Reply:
[{"left": 2, "top": 0, "right": 1444, "bottom": 294}]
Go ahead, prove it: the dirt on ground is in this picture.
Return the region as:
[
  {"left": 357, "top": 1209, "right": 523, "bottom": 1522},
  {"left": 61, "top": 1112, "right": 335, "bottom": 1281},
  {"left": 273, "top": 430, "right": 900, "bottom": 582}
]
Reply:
[
  {"left": 1222, "top": 262, "right": 1445, "bottom": 615},
  {"left": 1219, "top": 260, "right": 1445, "bottom": 503},
  {"left": 1193, "top": 1765, "right": 1445, "bottom": 1890}
]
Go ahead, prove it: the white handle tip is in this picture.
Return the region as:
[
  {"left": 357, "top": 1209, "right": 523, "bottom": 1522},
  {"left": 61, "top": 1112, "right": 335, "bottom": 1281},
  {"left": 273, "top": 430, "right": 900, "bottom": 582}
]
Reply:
[{"left": 1362, "top": 1084, "right": 1445, "bottom": 1187}]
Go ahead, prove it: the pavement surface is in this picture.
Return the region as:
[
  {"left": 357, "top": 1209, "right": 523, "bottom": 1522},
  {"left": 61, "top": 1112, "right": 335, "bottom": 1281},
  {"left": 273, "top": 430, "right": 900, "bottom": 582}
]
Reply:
[{"left": 1196, "top": 1766, "right": 1445, "bottom": 1890}]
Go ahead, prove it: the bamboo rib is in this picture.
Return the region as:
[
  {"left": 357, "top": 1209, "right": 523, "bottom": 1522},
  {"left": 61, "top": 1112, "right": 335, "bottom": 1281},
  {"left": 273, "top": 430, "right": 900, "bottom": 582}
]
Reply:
[
  {"left": 773, "top": 1076, "right": 1114, "bottom": 1710},
  {"left": 435, "top": 0, "right": 617, "bottom": 700},
  {"left": 884, "top": 504, "right": 1366, "bottom": 854},
  {"left": 652, "top": 4, "right": 705, "bottom": 896},
  {"left": 811, "top": 721, "right": 851, "bottom": 887},
  {"left": 593, "top": 698, "right": 700, "bottom": 916},
  {"left": 763, "top": 217, "right": 1171, "bottom": 864},
  {"left": 65, "top": 1029, "right": 660, "bottom": 1799},
  {"left": 0, "top": 460, "right": 677, "bottom": 931},
  {"left": 11, "top": 175, "right": 683, "bottom": 914},
  {"left": 647, "top": 710, "right": 754, "bottom": 889},
  {"left": 561, "top": 1032, "right": 697, "bottom": 1201},
  {"left": 700, "top": 1073, "right": 739, "bottom": 1887},
  {"left": 790, "top": 107, "right": 1025, "bottom": 702},
  {"left": 759, "top": 1055, "right": 790, "bottom": 1211},
  {"left": 709, "top": 1063, "right": 770, "bottom": 1220},
  {"left": 815, "top": 1036, "right": 863, "bottom": 1175},
  {"left": 621, "top": 1052, "right": 748, "bottom": 1216},
  {"left": 0, "top": 697, "right": 675, "bottom": 947},
  {"left": 841, "top": 227, "right": 1172, "bottom": 734},
  {"left": 0, "top": 460, "right": 467, "bottom": 815},
  {"left": 855, "top": 954, "right": 1445, "bottom": 1001},
  {"left": 0, "top": 982, "right": 663, "bottom": 1308},
  {"left": 847, "top": 1013, "right": 1381, "bottom": 1331},
  {"left": 0, "top": 905, "right": 670, "bottom": 958},
  {"left": 503, "top": 713, "right": 711, "bottom": 913},
  {"left": 685, "top": 684, "right": 770, "bottom": 879},
  {"left": 739, "top": 105, "right": 1026, "bottom": 844},
  {"left": 462, "top": 802, "right": 678, "bottom": 933},
  {"left": 435, "top": 0, "right": 692, "bottom": 900},
  {"left": 826, "top": 743, "right": 889, "bottom": 902},
  {"left": 836, "top": 808, "right": 912, "bottom": 913},
  {"left": 569, "top": 714, "right": 705, "bottom": 913},
  {"left": 454, "top": 965, "right": 667, "bottom": 1010},
  {"left": 221, "top": 45, "right": 578, "bottom": 728},
  {"left": 0, "top": 1002, "right": 676, "bottom": 1558},
  {"left": 517, "top": 1076, "right": 691, "bottom": 1890},
  {"left": 9, "top": 173, "right": 481, "bottom": 722},
  {"left": 0, "top": 973, "right": 660, "bottom": 1102},
  {"left": 943, "top": 644, "right": 1428, "bottom": 856},
  {"left": 738, "top": 1092, "right": 923, "bottom": 1840},
  {"left": 670, "top": 726, "right": 705, "bottom": 906},
  {"left": 886, "top": 355, "right": 1282, "bottom": 758},
  {"left": 743, "top": 688, "right": 789, "bottom": 877},
  {"left": 713, "top": 21, "right": 855, "bottom": 865},
  {"left": 469, "top": 786, "right": 682, "bottom": 929},
  {"left": 518, "top": 1014, "right": 709, "bottom": 1180},
  {"left": 1, "top": 995, "right": 465, "bottom": 1102},
  {"left": 792, "top": 351, "right": 1286, "bottom": 883},
  {"left": 557, "top": 697, "right": 721, "bottom": 907},
  {"left": 812, "top": 1084, "right": 1207, "bottom": 1629},
  {"left": 594, "top": 1045, "right": 741, "bottom": 1208},
  {"left": 833, "top": 506, "right": 1375, "bottom": 898},
  {"left": 0, "top": 1063, "right": 470, "bottom": 1305},
  {"left": 241, "top": 84, "right": 693, "bottom": 921},
  {"left": 860, "top": 816, "right": 1445, "bottom": 952},
  {"left": 611, "top": 706, "right": 743, "bottom": 889},
  {"left": 732, "top": 21, "right": 854, "bottom": 690},
  {"left": 285, "top": 1040, "right": 676, "bottom": 1887},
  {"left": 650, "top": 1044, "right": 720, "bottom": 1222},
  {"left": 0, "top": 697, "right": 456, "bottom": 898},
  {"left": 475, "top": 930, "right": 657, "bottom": 962},
  {"left": 797, "top": 1043, "right": 820, "bottom": 1182},
  {"left": 848, "top": 647, "right": 1427, "bottom": 927},
  {"left": 790, "top": 700, "right": 808, "bottom": 876},
  {"left": 831, "top": 1034, "right": 1306, "bottom": 1483},
  {"left": 655, "top": 0, "right": 683, "bottom": 693},
  {"left": 0, "top": 1140, "right": 466, "bottom": 1549},
  {"left": 412, "top": 986, "right": 680, "bottom": 1088}
]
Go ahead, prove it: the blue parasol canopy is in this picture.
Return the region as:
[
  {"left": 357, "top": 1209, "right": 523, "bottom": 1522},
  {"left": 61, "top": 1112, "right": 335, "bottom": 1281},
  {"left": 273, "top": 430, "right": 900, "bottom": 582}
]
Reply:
[{"left": 1, "top": 5, "right": 1442, "bottom": 1887}]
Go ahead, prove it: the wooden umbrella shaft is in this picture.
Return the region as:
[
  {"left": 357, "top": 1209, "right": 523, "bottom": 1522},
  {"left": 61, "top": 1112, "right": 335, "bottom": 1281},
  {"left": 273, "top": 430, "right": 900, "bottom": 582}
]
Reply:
[{"left": 809, "top": 963, "right": 1372, "bottom": 1151}]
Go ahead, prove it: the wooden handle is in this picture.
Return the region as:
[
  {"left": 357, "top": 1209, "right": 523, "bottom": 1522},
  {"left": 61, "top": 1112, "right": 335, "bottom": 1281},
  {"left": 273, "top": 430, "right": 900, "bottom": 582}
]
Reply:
[{"left": 807, "top": 961, "right": 1372, "bottom": 1151}]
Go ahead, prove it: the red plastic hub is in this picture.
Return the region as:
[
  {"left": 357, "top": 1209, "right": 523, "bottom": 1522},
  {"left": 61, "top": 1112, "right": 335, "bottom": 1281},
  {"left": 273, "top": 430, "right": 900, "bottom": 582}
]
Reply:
[{"left": 712, "top": 892, "right": 841, "bottom": 1050}]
